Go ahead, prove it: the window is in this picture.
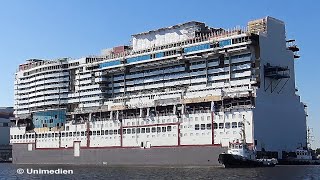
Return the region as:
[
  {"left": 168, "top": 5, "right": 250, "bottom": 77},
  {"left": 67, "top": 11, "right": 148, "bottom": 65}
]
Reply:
[
  {"left": 81, "top": 131, "right": 85, "bottom": 136},
  {"left": 213, "top": 123, "right": 217, "bottom": 129},
  {"left": 105, "top": 130, "right": 109, "bottom": 135},
  {"left": 232, "top": 122, "right": 237, "bottom": 128},
  {"left": 123, "top": 129, "right": 127, "bottom": 134},
  {"left": 97, "top": 131, "right": 101, "bottom": 135},
  {"left": 89, "top": 131, "right": 92, "bottom": 135},
  {"left": 146, "top": 128, "right": 150, "bottom": 133},
  {"left": 238, "top": 122, "right": 243, "bottom": 128},
  {"left": 93, "top": 131, "right": 96, "bottom": 136},
  {"left": 201, "top": 124, "right": 206, "bottom": 130},
  {"left": 225, "top": 123, "right": 230, "bottom": 129},
  {"left": 141, "top": 128, "right": 146, "bottom": 133},
  {"left": 109, "top": 130, "right": 114, "bottom": 135},
  {"left": 162, "top": 127, "right": 166, "bottom": 132},
  {"left": 206, "top": 124, "right": 212, "bottom": 130},
  {"left": 167, "top": 126, "right": 172, "bottom": 132},
  {"left": 136, "top": 128, "right": 140, "bottom": 134},
  {"left": 157, "top": 127, "right": 161, "bottom": 132},
  {"left": 195, "top": 124, "right": 199, "bottom": 130},
  {"left": 114, "top": 130, "right": 118, "bottom": 134},
  {"left": 152, "top": 127, "right": 156, "bottom": 133},
  {"left": 127, "top": 129, "right": 132, "bottom": 134},
  {"left": 219, "top": 123, "right": 224, "bottom": 129}
]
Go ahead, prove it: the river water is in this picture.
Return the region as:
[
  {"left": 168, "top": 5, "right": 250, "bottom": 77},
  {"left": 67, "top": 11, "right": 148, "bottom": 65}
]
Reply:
[{"left": 0, "top": 163, "right": 319, "bottom": 180}]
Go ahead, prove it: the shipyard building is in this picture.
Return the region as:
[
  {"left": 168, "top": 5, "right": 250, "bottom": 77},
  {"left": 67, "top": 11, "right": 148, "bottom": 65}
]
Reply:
[
  {"left": 10, "top": 17, "right": 307, "bottom": 165},
  {"left": 0, "top": 107, "right": 13, "bottom": 161}
]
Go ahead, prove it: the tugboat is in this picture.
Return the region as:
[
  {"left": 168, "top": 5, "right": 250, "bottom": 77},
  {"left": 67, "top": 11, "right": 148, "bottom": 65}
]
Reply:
[
  {"left": 278, "top": 128, "right": 320, "bottom": 165},
  {"left": 218, "top": 116, "right": 278, "bottom": 168}
]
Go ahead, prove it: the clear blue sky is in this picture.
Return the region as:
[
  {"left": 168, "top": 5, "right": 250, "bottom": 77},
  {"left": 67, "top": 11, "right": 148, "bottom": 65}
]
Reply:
[{"left": 0, "top": 1, "right": 319, "bottom": 148}]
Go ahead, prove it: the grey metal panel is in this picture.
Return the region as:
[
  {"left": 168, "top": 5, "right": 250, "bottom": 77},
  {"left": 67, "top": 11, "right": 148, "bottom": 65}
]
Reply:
[{"left": 12, "top": 144, "right": 226, "bottom": 166}]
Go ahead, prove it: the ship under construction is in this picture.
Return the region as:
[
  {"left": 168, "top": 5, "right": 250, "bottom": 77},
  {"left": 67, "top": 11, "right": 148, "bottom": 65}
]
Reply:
[{"left": 10, "top": 16, "right": 307, "bottom": 165}]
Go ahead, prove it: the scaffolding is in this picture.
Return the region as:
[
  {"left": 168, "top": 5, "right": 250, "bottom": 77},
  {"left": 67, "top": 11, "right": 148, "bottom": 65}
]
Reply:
[
  {"left": 286, "top": 39, "right": 300, "bottom": 59},
  {"left": 264, "top": 63, "right": 290, "bottom": 93}
]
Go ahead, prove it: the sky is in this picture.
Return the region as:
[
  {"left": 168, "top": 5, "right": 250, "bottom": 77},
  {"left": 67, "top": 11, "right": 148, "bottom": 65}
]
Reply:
[{"left": 0, "top": 0, "right": 319, "bottom": 148}]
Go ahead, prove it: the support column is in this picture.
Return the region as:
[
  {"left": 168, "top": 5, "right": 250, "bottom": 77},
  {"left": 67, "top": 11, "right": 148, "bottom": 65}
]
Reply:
[
  {"left": 211, "top": 101, "right": 215, "bottom": 145},
  {"left": 181, "top": 104, "right": 185, "bottom": 115},
  {"left": 86, "top": 120, "right": 90, "bottom": 147},
  {"left": 146, "top": 107, "right": 150, "bottom": 117},
  {"left": 211, "top": 101, "right": 215, "bottom": 112},
  {"left": 110, "top": 111, "right": 113, "bottom": 120},
  {"left": 140, "top": 108, "right": 143, "bottom": 118},
  {"left": 116, "top": 110, "right": 119, "bottom": 120},
  {"left": 173, "top": 105, "right": 176, "bottom": 115},
  {"left": 88, "top": 113, "right": 92, "bottom": 122}
]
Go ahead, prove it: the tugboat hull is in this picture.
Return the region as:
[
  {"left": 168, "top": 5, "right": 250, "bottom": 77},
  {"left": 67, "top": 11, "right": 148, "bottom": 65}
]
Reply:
[{"left": 218, "top": 153, "right": 275, "bottom": 168}]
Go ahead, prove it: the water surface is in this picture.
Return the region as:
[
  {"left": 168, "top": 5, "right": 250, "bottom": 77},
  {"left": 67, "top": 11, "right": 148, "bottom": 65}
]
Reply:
[{"left": 0, "top": 164, "right": 319, "bottom": 180}]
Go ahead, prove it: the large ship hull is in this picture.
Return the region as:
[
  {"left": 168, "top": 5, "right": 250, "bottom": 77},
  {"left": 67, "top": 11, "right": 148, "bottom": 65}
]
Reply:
[{"left": 12, "top": 144, "right": 226, "bottom": 166}]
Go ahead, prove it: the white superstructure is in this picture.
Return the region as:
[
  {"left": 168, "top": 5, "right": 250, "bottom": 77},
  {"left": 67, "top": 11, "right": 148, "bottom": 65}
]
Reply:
[{"left": 11, "top": 17, "right": 307, "bottom": 157}]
